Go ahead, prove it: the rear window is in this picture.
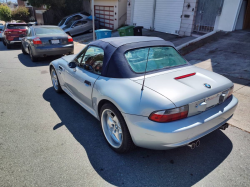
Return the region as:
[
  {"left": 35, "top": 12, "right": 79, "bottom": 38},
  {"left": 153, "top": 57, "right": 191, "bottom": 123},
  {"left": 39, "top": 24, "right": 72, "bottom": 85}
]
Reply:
[
  {"left": 7, "top": 24, "right": 28, "bottom": 29},
  {"left": 125, "top": 47, "right": 187, "bottom": 73},
  {"left": 0, "top": 26, "right": 3, "bottom": 31},
  {"left": 34, "top": 27, "right": 65, "bottom": 36}
]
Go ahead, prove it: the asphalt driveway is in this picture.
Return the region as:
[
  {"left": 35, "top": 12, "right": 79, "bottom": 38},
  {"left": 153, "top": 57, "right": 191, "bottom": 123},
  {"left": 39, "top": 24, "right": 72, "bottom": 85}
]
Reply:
[
  {"left": 0, "top": 32, "right": 250, "bottom": 186},
  {"left": 183, "top": 30, "right": 250, "bottom": 132}
]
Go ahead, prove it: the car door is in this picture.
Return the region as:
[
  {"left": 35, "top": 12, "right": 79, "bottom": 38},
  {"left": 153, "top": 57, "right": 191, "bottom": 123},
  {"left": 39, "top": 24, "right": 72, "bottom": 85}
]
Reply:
[
  {"left": 70, "top": 21, "right": 82, "bottom": 35},
  {"left": 64, "top": 46, "right": 104, "bottom": 108},
  {"left": 80, "top": 21, "right": 92, "bottom": 33}
]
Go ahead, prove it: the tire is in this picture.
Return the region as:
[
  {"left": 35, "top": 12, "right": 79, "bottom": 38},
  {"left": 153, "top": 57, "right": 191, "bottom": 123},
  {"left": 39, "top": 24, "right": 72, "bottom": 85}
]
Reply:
[
  {"left": 29, "top": 47, "right": 38, "bottom": 62},
  {"left": 100, "top": 103, "right": 135, "bottom": 153},
  {"left": 21, "top": 44, "right": 28, "bottom": 54},
  {"left": 3, "top": 39, "right": 6, "bottom": 46},
  {"left": 51, "top": 67, "right": 63, "bottom": 93},
  {"left": 6, "top": 43, "right": 11, "bottom": 49}
]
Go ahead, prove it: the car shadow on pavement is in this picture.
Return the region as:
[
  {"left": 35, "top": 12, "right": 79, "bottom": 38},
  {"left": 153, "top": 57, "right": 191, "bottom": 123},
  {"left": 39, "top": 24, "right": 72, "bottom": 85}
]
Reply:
[
  {"left": 18, "top": 53, "right": 61, "bottom": 67},
  {"left": 43, "top": 87, "right": 233, "bottom": 187},
  {"left": 0, "top": 43, "right": 21, "bottom": 51}
]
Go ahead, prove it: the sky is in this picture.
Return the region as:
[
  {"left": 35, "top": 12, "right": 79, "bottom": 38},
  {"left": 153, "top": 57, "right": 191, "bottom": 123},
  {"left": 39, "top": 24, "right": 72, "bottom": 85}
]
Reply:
[{"left": 0, "top": 0, "right": 18, "bottom": 3}]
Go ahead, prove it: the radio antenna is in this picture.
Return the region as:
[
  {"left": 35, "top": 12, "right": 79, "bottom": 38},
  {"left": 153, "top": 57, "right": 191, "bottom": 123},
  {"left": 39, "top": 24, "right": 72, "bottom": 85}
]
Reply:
[{"left": 141, "top": 48, "right": 150, "bottom": 91}]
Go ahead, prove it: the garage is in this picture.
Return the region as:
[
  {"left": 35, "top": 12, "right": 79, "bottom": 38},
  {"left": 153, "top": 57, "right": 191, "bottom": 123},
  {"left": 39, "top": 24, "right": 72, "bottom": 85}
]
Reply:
[
  {"left": 132, "top": 0, "right": 155, "bottom": 30},
  {"left": 132, "top": 0, "right": 184, "bottom": 35},
  {"left": 95, "top": 5, "right": 115, "bottom": 30},
  {"left": 154, "top": 0, "right": 184, "bottom": 35},
  {"left": 92, "top": 0, "right": 127, "bottom": 30}
]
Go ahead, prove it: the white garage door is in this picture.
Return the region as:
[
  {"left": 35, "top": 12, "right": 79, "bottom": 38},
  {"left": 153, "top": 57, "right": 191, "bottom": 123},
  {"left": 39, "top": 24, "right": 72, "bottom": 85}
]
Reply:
[
  {"left": 133, "top": 0, "right": 155, "bottom": 29},
  {"left": 154, "top": 0, "right": 184, "bottom": 35}
]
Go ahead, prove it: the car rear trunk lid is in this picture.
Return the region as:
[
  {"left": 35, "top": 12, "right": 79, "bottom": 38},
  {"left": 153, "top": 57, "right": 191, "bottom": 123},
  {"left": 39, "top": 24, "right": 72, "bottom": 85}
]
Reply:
[
  {"left": 36, "top": 35, "right": 69, "bottom": 46},
  {"left": 133, "top": 66, "right": 233, "bottom": 107}
]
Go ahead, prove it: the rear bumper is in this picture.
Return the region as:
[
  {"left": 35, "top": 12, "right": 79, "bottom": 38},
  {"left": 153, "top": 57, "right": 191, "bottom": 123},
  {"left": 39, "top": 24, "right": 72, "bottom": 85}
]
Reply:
[
  {"left": 123, "top": 95, "right": 238, "bottom": 150},
  {"left": 6, "top": 37, "right": 23, "bottom": 44},
  {"left": 32, "top": 44, "right": 74, "bottom": 57}
]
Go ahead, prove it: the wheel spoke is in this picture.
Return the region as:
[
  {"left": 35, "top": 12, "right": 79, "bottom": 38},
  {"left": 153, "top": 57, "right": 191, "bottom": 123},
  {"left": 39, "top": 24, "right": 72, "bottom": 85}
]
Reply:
[
  {"left": 112, "top": 115, "right": 119, "bottom": 124},
  {"left": 101, "top": 109, "right": 123, "bottom": 148}
]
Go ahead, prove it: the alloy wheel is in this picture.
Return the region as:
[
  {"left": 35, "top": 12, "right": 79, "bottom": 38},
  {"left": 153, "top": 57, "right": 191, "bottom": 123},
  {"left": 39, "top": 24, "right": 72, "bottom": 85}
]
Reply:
[
  {"left": 101, "top": 109, "right": 123, "bottom": 148},
  {"left": 51, "top": 69, "right": 59, "bottom": 90}
]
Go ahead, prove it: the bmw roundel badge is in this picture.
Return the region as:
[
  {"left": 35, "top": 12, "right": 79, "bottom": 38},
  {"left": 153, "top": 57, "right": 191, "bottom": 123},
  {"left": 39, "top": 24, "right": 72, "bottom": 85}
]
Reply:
[{"left": 204, "top": 83, "right": 211, "bottom": 89}]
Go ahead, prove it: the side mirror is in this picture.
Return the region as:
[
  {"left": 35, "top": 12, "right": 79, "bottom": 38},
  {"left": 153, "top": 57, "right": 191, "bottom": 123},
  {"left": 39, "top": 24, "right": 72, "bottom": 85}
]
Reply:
[{"left": 68, "top": 62, "right": 76, "bottom": 68}]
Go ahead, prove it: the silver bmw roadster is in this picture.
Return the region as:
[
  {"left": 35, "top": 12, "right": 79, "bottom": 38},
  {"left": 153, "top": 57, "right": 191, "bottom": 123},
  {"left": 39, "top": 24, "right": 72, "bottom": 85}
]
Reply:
[{"left": 49, "top": 37, "right": 238, "bottom": 153}]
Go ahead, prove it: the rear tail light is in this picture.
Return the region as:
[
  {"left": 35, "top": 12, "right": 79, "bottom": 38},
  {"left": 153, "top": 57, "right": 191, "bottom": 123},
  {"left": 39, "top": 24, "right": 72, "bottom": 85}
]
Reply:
[
  {"left": 68, "top": 35, "right": 73, "bottom": 42},
  {"left": 149, "top": 105, "right": 189, "bottom": 123},
  {"left": 33, "top": 37, "right": 42, "bottom": 45},
  {"left": 227, "top": 85, "right": 234, "bottom": 99},
  {"left": 219, "top": 85, "right": 234, "bottom": 103},
  {"left": 5, "top": 31, "right": 11, "bottom": 35}
]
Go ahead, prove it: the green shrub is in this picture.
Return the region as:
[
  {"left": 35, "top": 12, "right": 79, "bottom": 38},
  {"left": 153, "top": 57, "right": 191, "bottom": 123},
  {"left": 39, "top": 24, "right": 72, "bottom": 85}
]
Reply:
[
  {"left": 11, "top": 6, "right": 30, "bottom": 22},
  {"left": 0, "top": 4, "right": 11, "bottom": 22}
]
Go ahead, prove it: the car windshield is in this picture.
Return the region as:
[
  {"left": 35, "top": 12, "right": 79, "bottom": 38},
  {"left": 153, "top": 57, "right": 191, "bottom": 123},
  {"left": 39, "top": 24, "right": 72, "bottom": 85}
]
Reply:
[
  {"left": 64, "top": 22, "right": 74, "bottom": 29},
  {"left": 58, "top": 18, "right": 67, "bottom": 26},
  {"left": 65, "top": 15, "right": 82, "bottom": 25},
  {"left": 125, "top": 47, "right": 187, "bottom": 73},
  {"left": 34, "top": 27, "right": 65, "bottom": 36},
  {"left": 7, "top": 24, "right": 28, "bottom": 29}
]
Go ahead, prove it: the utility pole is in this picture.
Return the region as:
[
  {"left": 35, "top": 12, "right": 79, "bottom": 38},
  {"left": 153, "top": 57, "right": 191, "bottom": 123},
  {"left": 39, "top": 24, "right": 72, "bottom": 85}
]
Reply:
[{"left": 91, "top": 0, "right": 95, "bottom": 41}]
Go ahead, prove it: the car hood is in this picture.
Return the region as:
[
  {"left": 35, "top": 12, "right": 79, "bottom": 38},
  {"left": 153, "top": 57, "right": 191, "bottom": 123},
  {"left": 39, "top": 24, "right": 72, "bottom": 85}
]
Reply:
[
  {"left": 133, "top": 66, "right": 233, "bottom": 107},
  {"left": 62, "top": 54, "right": 76, "bottom": 62}
]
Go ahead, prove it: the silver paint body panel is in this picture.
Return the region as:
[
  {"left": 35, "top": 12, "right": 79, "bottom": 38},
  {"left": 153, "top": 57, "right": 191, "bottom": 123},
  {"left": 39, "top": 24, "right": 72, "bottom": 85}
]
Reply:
[{"left": 50, "top": 46, "right": 238, "bottom": 150}]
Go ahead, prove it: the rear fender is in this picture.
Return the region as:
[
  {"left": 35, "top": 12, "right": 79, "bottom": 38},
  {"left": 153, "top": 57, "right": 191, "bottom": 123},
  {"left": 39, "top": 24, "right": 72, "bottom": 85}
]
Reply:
[{"left": 93, "top": 76, "right": 176, "bottom": 118}]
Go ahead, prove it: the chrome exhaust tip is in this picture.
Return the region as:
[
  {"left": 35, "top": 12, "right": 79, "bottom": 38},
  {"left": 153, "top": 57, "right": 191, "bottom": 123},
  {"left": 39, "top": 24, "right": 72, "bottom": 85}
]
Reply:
[
  {"left": 195, "top": 140, "right": 201, "bottom": 147},
  {"left": 220, "top": 123, "right": 229, "bottom": 130},
  {"left": 188, "top": 140, "right": 200, "bottom": 149},
  {"left": 188, "top": 142, "right": 196, "bottom": 149}
]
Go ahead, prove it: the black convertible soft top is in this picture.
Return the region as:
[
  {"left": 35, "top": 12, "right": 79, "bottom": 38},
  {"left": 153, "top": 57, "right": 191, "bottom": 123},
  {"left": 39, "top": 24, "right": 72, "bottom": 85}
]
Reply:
[{"left": 88, "top": 36, "right": 183, "bottom": 78}]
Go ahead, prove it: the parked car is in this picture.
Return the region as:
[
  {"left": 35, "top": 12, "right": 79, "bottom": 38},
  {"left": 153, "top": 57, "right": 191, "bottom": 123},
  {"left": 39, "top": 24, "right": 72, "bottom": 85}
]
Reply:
[
  {"left": 0, "top": 25, "right": 4, "bottom": 40},
  {"left": 21, "top": 25, "right": 74, "bottom": 62},
  {"left": 49, "top": 37, "right": 238, "bottom": 153},
  {"left": 58, "top": 12, "right": 90, "bottom": 29},
  {"left": 2, "top": 23, "right": 28, "bottom": 49},
  {"left": 27, "top": 22, "right": 38, "bottom": 26},
  {"left": 63, "top": 19, "right": 92, "bottom": 36}
]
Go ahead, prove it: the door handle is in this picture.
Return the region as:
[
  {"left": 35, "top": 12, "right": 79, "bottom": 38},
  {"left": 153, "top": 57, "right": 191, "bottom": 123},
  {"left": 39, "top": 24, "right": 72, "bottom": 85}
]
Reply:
[
  {"left": 84, "top": 80, "right": 91, "bottom": 86},
  {"left": 58, "top": 65, "right": 63, "bottom": 71}
]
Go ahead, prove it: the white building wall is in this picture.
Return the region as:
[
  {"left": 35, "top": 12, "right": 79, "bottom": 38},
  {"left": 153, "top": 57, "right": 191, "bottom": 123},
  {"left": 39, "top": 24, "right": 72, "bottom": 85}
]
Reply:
[
  {"left": 118, "top": 0, "right": 127, "bottom": 27},
  {"left": 216, "top": 0, "right": 242, "bottom": 31},
  {"left": 179, "top": 0, "right": 198, "bottom": 36}
]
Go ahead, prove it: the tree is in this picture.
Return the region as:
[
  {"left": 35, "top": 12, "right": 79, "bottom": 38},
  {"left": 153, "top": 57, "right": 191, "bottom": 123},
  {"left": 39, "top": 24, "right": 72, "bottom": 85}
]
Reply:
[
  {"left": 0, "top": 4, "right": 11, "bottom": 22},
  {"left": 25, "top": 0, "right": 84, "bottom": 24},
  {"left": 12, "top": 6, "right": 30, "bottom": 22},
  {"left": 26, "top": 0, "right": 65, "bottom": 18}
]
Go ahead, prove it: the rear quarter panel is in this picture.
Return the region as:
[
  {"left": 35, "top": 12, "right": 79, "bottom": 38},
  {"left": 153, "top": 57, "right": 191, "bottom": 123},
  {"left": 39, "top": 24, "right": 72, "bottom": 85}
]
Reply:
[{"left": 92, "top": 76, "right": 176, "bottom": 117}]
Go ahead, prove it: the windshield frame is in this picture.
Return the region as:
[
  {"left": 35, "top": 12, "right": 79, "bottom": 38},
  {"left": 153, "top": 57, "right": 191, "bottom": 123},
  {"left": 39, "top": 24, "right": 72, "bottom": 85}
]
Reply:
[
  {"left": 58, "top": 17, "right": 67, "bottom": 26},
  {"left": 124, "top": 46, "right": 189, "bottom": 74}
]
